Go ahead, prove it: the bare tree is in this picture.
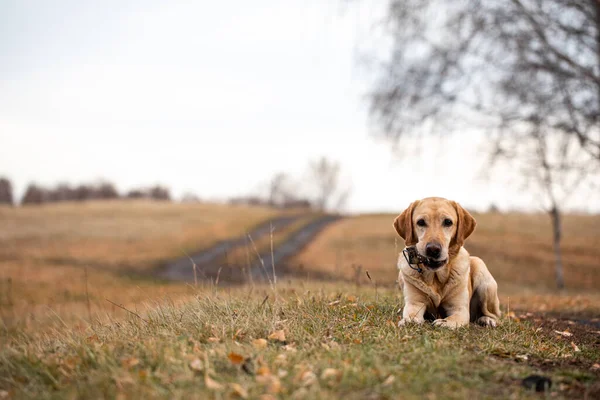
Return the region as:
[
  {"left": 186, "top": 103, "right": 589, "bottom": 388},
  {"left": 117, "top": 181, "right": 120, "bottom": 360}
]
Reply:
[
  {"left": 126, "top": 189, "right": 146, "bottom": 199},
  {"left": 149, "top": 185, "right": 171, "bottom": 201},
  {"left": 366, "top": 0, "right": 600, "bottom": 288},
  {"left": 308, "top": 157, "right": 351, "bottom": 211},
  {"left": 369, "top": 0, "right": 599, "bottom": 155},
  {"left": 95, "top": 182, "right": 119, "bottom": 199},
  {"left": 0, "top": 177, "right": 13, "bottom": 205},
  {"left": 74, "top": 184, "right": 93, "bottom": 201},
  {"left": 493, "top": 132, "right": 593, "bottom": 288},
  {"left": 21, "top": 184, "right": 47, "bottom": 205},
  {"left": 267, "top": 172, "right": 291, "bottom": 207},
  {"left": 125, "top": 185, "right": 171, "bottom": 201}
]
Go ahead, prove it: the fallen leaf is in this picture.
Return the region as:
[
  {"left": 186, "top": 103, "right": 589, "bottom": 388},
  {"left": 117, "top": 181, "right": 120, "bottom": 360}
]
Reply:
[
  {"left": 321, "top": 368, "right": 341, "bottom": 380},
  {"left": 353, "top": 338, "right": 362, "bottom": 344},
  {"left": 189, "top": 358, "right": 204, "bottom": 372},
  {"left": 259, "top": 395, "right": 277, "bottom": 400},
  {"left": 298, "top": 370, "right": 317, "bottom": 387},
  {"left": 256, "top": 375, "right": 282, "bottom": 393},
  {"left": 122, "top": 357, "right": 140, "bottom": 369},
  {"left": 229, "top": 383, "right": 248, "bottom": 399},
  {"left": 63, "top": 356, "right": 78, "bottom": 370},
  {"left": 554, "top": 330, "right": 573, "bottom": 337},
  {"left": 382, "top": 375, "right": 395, "bottom": 386},
  {"left": 228, "top": 352, "right": 245, "bottom": 365},
  {"left": 205, "top": 375, "right": 224, "bottom": 391},
  {"left": 274, "top": 354, "right": 287, "bottom": 365},
  {"left": 346, "top": 295, "right": 357, "bottom": 302},
  {"left": 268, "top": 330, "right": 286, "bottom": 342},
  {"left": 86, "top": 334, "right": 99, "bottom": 343},
  {"left": 278, "top": 369, "right": 289, "bottom": 378},
  {"left": 257, "top": 366, "right": 272, "bottom": 376},
  {"left": 570, "top": 342, "right": 580, "bottom": 352},
  {"left": 207, "top": 337, "right": 220, "bottom": 343},
  {"left": 233, "top": 329, "right": 244, "bottom": 340},
  {"left": 591, "top": 363, "right": 600, "bottom": 371},
  {"left": 283, "top": 344, "right": 297, "bottom": 352},
  {"left": 506, "top": 311, "right": 520, "bottom": 322},
  {"left": 0, "top": 390, "right": 9, "bottom": 399},
  {"left": 252, "top": 338, "right": 268, "bottom": 349}
]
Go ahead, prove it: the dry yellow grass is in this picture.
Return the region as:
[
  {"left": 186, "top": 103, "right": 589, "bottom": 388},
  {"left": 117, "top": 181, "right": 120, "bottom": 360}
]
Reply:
[
  {"left": 0, "top": 262, "right": 198, "bottom": 333},
  {"left": 290, "top": 212, "right": 600, "bottom": 293},
  {"left": 0, "top": 200, "right": 284, "bottom": 331},
  {"left": 0, "top": 200, "right": 281, "bottom": 272},
  {"left": 2, "top": 202, "right": 599, "bottom": 334},
  {"left": 1, "top": 204, "right": 600, "bottom": 398}
]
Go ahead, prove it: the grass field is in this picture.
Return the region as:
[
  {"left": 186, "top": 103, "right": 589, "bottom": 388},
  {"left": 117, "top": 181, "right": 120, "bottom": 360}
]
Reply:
[
  {"left": 0, "top": 200, "right": 283, "bottom": 273},
  {"left": 0, "top": 201, "right": 285, "bottom": 331},
  {"left": 1, "top": 202, "right": 599, "bottom": 398},
  {"left": 1, "top": 283, "right": 599, "bottom": 399}
]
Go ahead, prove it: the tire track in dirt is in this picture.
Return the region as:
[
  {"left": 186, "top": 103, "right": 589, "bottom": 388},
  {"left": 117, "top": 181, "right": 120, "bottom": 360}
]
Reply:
[
  {"left": 245, "top": 214, "right": 341, "bottom": 284},
  {"left": 159, "top": 214, "right": 341, "bottom": 284}
]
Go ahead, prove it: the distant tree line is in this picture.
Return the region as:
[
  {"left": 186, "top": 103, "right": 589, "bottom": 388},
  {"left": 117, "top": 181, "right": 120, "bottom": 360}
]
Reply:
[
  {"left": 228, "top": 195, "right": 312, "bottom": 210},
  {"left": 0, "top": 178, "right": 13, "bottom": 205},
  {"left": 1, "top": 157, "right": 350, "bottom": 210},
  {"left": 0, "top": 177, "right": 172, "bottom": 206}
]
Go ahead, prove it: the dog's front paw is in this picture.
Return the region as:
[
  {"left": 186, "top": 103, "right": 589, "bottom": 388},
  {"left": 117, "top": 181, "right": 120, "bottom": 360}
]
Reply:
[
  {"left": 432, "top": 318, "right": 466, "bottom": 329},
  {"left": 476, "top": 316, "right": 498, "bottom": 328}
]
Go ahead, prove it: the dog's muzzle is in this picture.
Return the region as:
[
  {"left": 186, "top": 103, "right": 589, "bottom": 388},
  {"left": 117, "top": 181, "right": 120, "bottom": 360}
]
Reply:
[{"left": 403, "top": 246, "right": 447, "bottom": 273}]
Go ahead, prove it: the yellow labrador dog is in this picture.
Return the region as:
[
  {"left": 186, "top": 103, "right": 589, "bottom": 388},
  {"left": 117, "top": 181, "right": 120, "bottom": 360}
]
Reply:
[{"left": 395, "top": 197, "right": 501, "bottom": 328}]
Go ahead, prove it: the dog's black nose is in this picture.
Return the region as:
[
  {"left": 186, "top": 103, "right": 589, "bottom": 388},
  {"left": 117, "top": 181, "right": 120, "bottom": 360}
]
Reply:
[{"left": 425, "top": 243, "right": 442, "bottom": 259}]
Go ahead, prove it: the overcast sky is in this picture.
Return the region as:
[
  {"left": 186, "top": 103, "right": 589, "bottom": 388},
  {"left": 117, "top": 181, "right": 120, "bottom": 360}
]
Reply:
[{"left": 1, "top": 0, "right": 595, "bottom": 213}]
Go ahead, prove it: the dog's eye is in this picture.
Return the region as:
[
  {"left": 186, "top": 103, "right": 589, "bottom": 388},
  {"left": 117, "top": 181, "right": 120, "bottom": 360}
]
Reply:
[
  {"left": 443, "top": 218, "right": 453, "bottom": 227},
  {"left": 416, "top": 219, "right": 426, "bottom": 227}
]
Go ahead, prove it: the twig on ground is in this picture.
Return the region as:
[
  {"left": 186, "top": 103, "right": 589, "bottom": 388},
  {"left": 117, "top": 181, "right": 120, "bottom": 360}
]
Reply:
[
  {"left": 84, "top": 266, "right": 92, "bottom": 322},
  {"left": 105, "top": 299, "right": 149, "bottom": 324},
  {"left": 366, "top": 270, "right": 378, "bottom": 303},
  {"left": 259, "top": 294, "right": 269, "bottom": 310},
  {"left": 247, "top": 233, "right": 275, "bottom": 291},
  {"left": 181, "top": 250, "right": 198, "bottom": 287},
  {"left": 270, "top": 223, "right": 277, "bottom": 285}
]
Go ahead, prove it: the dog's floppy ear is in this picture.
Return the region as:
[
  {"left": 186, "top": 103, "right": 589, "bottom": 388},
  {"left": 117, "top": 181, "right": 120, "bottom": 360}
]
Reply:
[
  {"left": 393, "top": 200, "right": 420, "bottom": 246},
  {"left": 451, "top": 201, "right": 476, "bottom": 248}
]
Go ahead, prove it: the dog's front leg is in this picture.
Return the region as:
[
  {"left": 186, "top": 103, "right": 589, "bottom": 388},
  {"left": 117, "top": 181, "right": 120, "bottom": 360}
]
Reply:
[
  {"left": 433, "top": 291, "right": 470, "bottom": 329},
  {"left": 398, "top": 301, "right": 428, "bottom": 326},
  {"left": 432, "top": 306, "right": 469, "bottom": 329}
]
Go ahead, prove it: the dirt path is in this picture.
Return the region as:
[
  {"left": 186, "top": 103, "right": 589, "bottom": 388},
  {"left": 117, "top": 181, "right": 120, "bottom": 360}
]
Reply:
[
  {"left": 159, "top": 214, "right": 341, "bottom": 284},
  {"left": 245, "top": 214, "right": 341, "bottom": 283}
]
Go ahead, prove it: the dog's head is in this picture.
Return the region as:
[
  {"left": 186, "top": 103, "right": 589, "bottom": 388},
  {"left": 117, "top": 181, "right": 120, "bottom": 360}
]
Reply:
[{"left": 393, "top": 197, "right": 476, "bottom": 270}]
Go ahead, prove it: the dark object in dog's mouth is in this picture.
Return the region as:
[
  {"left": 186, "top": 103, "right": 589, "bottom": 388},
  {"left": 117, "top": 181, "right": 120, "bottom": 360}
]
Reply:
[
  {"left": 403, "top": 247, "right": 447, "bottom": 271},
  {"left": 423, "top": 257, "right": 447, "bottom": 269}
]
